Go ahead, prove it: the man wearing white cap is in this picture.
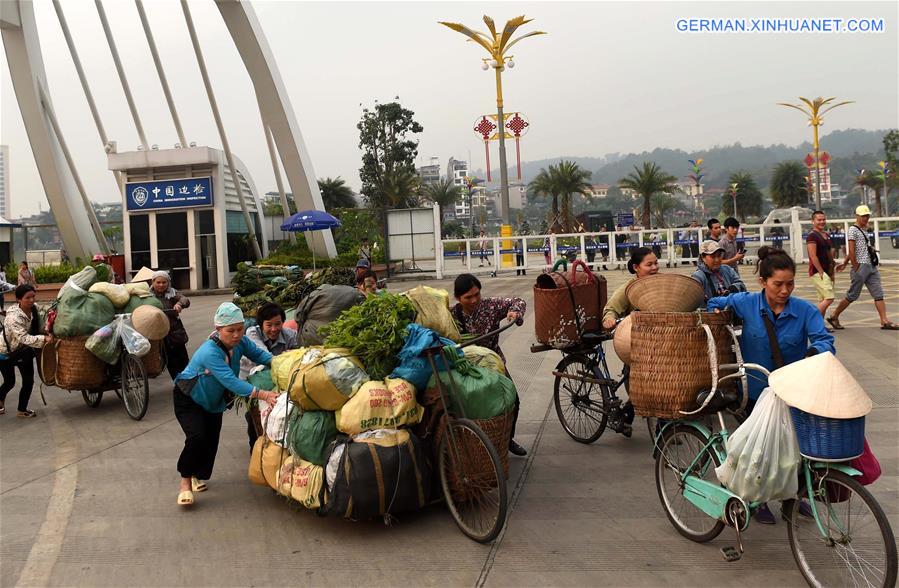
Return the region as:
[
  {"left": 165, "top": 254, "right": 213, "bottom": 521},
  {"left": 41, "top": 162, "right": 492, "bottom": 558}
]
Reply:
[
  {"left": 691, "top": 240, "right": 746, "bottom": 301},
  {"left": 827, "top": 205, "right": 899, "bottom": 330}
]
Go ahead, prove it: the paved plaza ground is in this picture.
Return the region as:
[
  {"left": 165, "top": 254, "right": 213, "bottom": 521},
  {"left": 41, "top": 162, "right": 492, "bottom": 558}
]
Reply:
[{"left": 1, "top": 265, "right": 896, "bottom": 587}]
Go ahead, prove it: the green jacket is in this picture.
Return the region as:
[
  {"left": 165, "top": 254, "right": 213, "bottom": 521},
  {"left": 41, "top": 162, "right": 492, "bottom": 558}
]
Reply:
[{"left": 602, "top": 277, "right": 636, "bottom": 323}]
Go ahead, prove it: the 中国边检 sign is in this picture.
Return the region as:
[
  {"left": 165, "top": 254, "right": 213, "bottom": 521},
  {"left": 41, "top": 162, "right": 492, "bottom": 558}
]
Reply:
[{"left": 125, "top": 177, "right": 213, "bottom": 211}]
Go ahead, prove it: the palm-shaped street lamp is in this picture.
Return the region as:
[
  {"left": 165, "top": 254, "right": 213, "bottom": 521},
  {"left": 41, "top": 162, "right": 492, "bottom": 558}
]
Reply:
[
  {"left": 439, "top": 15, "right": 545, "bottom": 228},
  {"left": 777, "top": 96, "right": 853, "bottom": 209}
]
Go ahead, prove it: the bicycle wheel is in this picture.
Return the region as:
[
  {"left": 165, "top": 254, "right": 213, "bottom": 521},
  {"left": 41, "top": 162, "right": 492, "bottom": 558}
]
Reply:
[
  {"left": 121, "top": 353, "right": 149, "bottom": 421},
  {"left": 439, "top": 417, "right": 508, "bottom": 543},
  {"left": 787, "top": 469, "right": 897, "bottom": 588},
  {"left": 553, "top": 354, "right": 610, "bottom": 444},
  {"left": 655, "top": 425, "right": 725, "bottom": 542},
  {"left": 81, "top": 390, "right": 103, "bottom": 408}
]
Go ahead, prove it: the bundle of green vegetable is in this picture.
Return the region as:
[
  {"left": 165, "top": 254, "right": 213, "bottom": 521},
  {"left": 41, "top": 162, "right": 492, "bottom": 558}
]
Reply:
[
  {"left": 230, "top": 262, "right": 302, "bottom": 296},
  {"left": 234, "top": 265, "right": 358, "bottom": 316},
  {"left": 320, "top": 292, "right": 416, "bottom": 380}
]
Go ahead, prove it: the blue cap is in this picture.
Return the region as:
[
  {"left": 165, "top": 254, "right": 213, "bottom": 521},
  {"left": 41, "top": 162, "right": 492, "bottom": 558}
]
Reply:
[{"left": 356, "top": 259, "right": 371, "bottom": 269}]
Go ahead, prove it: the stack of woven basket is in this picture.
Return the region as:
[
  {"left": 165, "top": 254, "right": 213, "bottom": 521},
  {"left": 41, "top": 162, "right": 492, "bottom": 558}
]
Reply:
[{"left": 621, "top": 274, "right": 736, "bottom": 420}]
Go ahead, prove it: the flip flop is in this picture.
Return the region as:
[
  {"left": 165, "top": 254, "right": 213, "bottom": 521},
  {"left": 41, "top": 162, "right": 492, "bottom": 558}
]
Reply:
[
  {"left": 177, "top": 490, "right": 194, "bottom": 506},
  {"left": 881, "top": 322, "right": 899, "bottom": 331},
  {"left": 0, "top": 407, "right": 5, "bottom": 416},
  {"left": 16, "top": 410, "right": 36, "bottom": 418},
  {"left": 191, "top": 477, "right": 208, "bottom": 492},
  {"left": 826, "top": 316, "right": 844, "bottom": 330}
]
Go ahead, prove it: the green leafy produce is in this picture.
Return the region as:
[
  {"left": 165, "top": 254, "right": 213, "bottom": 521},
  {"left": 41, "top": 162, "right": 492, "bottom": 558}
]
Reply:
[
  {"left": 321, "top": 292, "right": 415, "bottom": 380},
  {"left": 230, "top": 262, "right": 301, "bottom": 296},
  {"left": 234, "top": 266, "right": 358, "bottom": 316}
]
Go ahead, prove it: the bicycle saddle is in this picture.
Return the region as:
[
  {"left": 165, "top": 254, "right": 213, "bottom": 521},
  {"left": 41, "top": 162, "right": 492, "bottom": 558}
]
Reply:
[{"left": 695, "top": 388, "right": 740, "bottom": 412}]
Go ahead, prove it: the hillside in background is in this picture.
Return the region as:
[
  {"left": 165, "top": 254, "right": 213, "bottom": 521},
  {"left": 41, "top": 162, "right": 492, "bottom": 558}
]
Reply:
[{"left": 472, "top": 128, "right": 890, "bottom": 193}]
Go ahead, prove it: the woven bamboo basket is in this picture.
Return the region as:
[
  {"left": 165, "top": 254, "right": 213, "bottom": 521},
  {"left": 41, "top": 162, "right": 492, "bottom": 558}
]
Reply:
[
  {"left": 142, "top": 340, "right": 163, "bottom": 378},
  {"left": 625, "top": 274, "right": 705, "bottom": 312},
  {"left": 629, "top": 311, "right": 735, "bottom": 419},
  {"left": 54, "top": 336, "right": 106, "bottom": 390},
  {"left": 436, "top": 411, "right": 512, "bottom": 502}
]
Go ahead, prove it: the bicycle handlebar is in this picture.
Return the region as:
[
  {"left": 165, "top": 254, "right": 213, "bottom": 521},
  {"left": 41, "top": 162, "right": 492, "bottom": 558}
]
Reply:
[{"left": 458, "top": 317, "right": 524, "bottom": 350}]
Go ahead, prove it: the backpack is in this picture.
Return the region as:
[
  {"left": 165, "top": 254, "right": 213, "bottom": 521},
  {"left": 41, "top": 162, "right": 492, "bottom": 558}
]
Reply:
[{"left": 852, "top": 225, "right": 879, "bottom": 266}]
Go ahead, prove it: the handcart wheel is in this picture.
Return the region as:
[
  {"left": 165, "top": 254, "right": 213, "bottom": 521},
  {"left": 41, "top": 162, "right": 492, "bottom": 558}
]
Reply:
[
  {"left": 81, "top": 390, "right": 103, "bottom": 408},
  {"left": 552, "top": 354, "right": 610, "bottom": 444},
  {"left": 439, "top": 417, "right": 508, "bottom": 543},
  {"left": 121, "top": 352, "right": 149, "bottom": 421}
]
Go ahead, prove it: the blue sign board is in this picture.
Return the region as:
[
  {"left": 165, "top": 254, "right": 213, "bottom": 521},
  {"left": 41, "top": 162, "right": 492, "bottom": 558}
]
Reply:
[
  {"left": 125, "top": 177, "right": 213, "bottom": 211},
  {"left": 617, "top": 212, "right": 635, "bottom": 227}
]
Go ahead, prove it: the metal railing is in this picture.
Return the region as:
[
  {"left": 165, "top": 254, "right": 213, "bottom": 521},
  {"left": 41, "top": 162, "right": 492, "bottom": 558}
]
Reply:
[{"left": 436, "top": 215, "right": 899, "bottom": 278}]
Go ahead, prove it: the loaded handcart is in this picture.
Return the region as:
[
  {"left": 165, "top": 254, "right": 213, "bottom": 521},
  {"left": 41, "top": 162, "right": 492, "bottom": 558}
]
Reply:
[
  {"left": 36, "top": 265, "right": 172, "bottom": 421},
  {"left": 39, "top": 332, "right": 164, "bottom": 421},
  {"left": 246, "top": 287, "right": 521, "bottom": 543}
]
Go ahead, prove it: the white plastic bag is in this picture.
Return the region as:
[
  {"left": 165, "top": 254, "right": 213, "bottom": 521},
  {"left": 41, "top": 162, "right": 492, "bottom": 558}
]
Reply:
[
  {"left": 120, "top": 317, "right": 151, "bottom": 357},
  {"left": 263, "top": 393, "right": 296, "bottom": 446},
  {"left": 715, "top": 388, "right": 800, "bottom": 503}
]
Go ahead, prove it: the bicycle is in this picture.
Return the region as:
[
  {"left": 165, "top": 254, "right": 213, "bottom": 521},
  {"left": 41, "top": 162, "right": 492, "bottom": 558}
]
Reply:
[
  {"left": 654, "top": 333, "right": 897, "bottom": 587},
  {"left": 531, "top": 325, "right": 634, "bottom": 444},
  {"left": 421, "top": 318, "right": 522, "bottom": 543}
]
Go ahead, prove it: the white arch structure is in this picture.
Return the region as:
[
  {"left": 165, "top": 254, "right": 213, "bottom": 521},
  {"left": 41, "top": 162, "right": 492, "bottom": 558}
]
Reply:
[{"left": 1, "top": 0, "right": 336, "bottom": 260}]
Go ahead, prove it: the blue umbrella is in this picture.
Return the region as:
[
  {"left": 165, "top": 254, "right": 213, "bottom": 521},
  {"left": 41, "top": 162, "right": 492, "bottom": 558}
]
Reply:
[{"left": 280, "top": 210, "right": 341, "bottom": 270}]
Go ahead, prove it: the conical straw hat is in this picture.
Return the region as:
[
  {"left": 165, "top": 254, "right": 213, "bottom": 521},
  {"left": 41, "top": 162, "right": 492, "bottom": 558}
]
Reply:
[
  {"left": 131, "top": 266, "right": 155, "bottom": 283},
  {"left": 625, "top": 274, "right": 704, "bottom": 312},
  {"left": 613, "top": 314, "right": 632, "bottom": 364},
  {"left": 769, "top": 352, "right": 871, "bottom": 419}
]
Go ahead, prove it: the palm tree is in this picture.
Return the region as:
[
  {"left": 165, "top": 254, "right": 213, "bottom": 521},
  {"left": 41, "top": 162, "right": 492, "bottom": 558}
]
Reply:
[
  {"left": 770, "top": 161, "right": 810, "bottom": 208},
  {"left": 645, "top": 193, "right": 685, "bottom": 228},
  {"left": 318, "top": 176, "right": 357, "bottom": 210},
  {"left": 377, "top": 168, "right": 420, "bottom": 209},
  {"left": 618, "top": 162, "right": 678, "bottom": 228},
  {"left": 550, "top": 160, "right": 593, "bottom": 232},
  {"left": 422, "top": 178, "right": 461, "bottom": 225},
  {"left": 528, "top": 168, "right": 558, "bottom": 227}
]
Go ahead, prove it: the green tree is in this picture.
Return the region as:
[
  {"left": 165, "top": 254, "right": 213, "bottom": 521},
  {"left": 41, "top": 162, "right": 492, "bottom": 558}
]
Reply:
[
  {"left": 551, "top": 160, "right": 593, "bottom": 232},
  {"left": 722, "top": 171, "right": 763, "bottom": 220},
  {"left": 643, "top": 193, "right": 685, "bottom": 228},
  {"left": 357, "top": 101, "right": 424, "bottom": 209},
  {"left": 422, "top": 178, "right": 461, "bottom": 226},
  {"left": 618, "top": 162, "right": 678, "bottom": 228},
  {"left": 884, "top": 129, "right": 899, "bottom": 165},
  {"left": 318, "top": 177, "right": 357, "bottom": 210},
  {"left": 528, "top": 167, "right": 558, "bottom": 226},
  {"left": 770, "top": 161, "right": 810, "bottom": 207}
]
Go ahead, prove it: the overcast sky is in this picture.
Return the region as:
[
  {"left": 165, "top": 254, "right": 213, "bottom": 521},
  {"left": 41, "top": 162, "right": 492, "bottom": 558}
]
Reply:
[{"left": 2, "top": 0, "right": 897, "bottom": 217}]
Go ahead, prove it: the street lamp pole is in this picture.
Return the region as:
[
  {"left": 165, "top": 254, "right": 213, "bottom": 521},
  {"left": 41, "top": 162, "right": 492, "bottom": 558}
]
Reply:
[
  {"left": 879, "top": 161, "right": 890, "bottom": 217},
  {"left": 778, "top": 96, "right": 853, "bottom": 210},
  {"left": 440, "top": 15, "right": 545, "bottom": 229}
]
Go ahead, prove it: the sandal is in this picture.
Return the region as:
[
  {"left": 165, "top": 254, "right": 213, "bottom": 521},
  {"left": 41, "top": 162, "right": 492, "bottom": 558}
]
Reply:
[
  {"left": 826, "top": 316, "right": 845, "bottom": 330},
  {"left": 177, "top": 490, "right": 194, "bottom": 506},
  {"left": 191, "top": 477, "right": 208, "bottom": 492},
  {"left": 0, "top": 402, "right": 5, "bottom": 416},
  {"left": 16, "top": 410, "right": 36, "bottom": 418},
  {"left": 881, "top": 322, "right": 899, "bottom": 330}
]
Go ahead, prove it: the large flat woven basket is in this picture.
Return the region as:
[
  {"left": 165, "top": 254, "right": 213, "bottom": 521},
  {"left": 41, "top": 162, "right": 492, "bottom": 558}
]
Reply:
[
  {"left": 629, "top": 311, "right": 735, "bottom": 419},
  {"left": 54, "top": 336, "right": 106, "bottom": 390}
]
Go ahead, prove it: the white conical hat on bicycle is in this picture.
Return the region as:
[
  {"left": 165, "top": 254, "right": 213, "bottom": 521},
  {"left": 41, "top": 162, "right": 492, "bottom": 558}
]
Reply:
[{"left": 769, "top": 352, "right": 871, "bottom": 419}]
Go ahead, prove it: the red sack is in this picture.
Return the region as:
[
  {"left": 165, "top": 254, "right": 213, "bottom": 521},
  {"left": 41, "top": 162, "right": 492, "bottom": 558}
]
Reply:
[
  {"left": 824, "top": 438, "right": 881, "bottom": 503},
  {"left": 851, "top": 439, "right": 881, "bottom": 486}
]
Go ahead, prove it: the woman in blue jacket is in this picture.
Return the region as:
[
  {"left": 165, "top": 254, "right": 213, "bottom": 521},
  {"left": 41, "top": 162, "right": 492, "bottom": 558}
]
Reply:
[
  {"left": 708, "top": 246, "right": 834, "bottom": 524},
  {"left": 173, "top": 303, "right": 280, "bottom": 506}
]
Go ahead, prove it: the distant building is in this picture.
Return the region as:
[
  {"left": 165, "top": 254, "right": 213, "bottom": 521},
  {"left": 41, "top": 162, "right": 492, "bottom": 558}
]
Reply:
[
  {"left": 585, "top": 184, "right": 610, "bottom": 199},
  {"left": 0, "top": 145, "right": 9, "bottom": 217},
  {"left": 447, "top": 157, "right": 469, "bottom": 218},
  {"left": 417, "top": 157, "right": 441, "bottom": 186},
  {"left": 620, "top": 187, "right": 638, "bottom": 200}
]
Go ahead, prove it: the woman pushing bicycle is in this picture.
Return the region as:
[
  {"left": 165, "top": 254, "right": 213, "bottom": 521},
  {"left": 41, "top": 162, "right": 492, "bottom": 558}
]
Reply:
[{"left": 707, "top": 246, "right": 834, "bottom": 523}]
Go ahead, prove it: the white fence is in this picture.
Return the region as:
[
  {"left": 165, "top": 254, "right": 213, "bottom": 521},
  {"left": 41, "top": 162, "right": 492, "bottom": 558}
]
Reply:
[{"left": 436, "top": 214, "right": 899, "bottom": 278}]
